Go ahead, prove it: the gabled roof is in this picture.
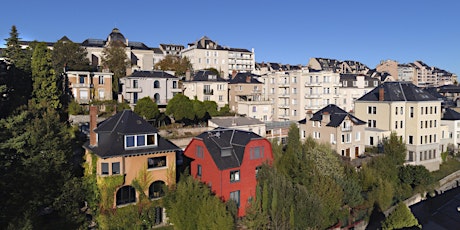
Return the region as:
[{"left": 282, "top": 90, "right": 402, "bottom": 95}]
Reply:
[
  {"left": 188, "top": 70, "right": 227, "bottom": 82},
  {"left": 357, "top": 82, "right": 437, "bottom": 102},
  {"left": 442, "top": 108, "right": 460, "bottom": 120},
  {"left": 308, "top": 104, "right": 366, "bottom": 127},
  {"left": 126, "top": 70, "right": 177, "bottom": 79},
  {"left": 228, "top": 72, "right": 262, "bottom": 84},
  {"left": 84, "top": 110, "right": 180, "bottom": 158},
  {"left": 194, "top": 128, "right": 263, "bottom": 170}
]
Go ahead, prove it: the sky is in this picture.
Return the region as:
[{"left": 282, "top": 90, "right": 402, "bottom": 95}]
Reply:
[{"left": 2, "top": 0, "right": 460, "bottom": 75}]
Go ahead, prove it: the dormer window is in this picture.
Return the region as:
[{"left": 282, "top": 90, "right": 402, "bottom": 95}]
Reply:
[{"left": 125, "top": 133, "right": 157, "bottom": 149}]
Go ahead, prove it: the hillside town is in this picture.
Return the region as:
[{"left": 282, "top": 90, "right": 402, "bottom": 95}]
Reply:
[{"left": 1, "top": 26, "right": 460, "bottom": 229}]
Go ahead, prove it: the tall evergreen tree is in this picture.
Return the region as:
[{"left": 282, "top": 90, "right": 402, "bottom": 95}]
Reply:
[
  {"left": 101, "top": 41, "right": 130, "bottom": 95},
  {"left": 31, "top": 43, "right": 61, "bottom": 109}
]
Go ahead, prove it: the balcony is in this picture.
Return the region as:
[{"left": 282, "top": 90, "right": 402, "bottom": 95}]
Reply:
[
  {"left": 305, "top": 82, "right": 321, "bottom": 87},
  {"left": 279, "top": 104, "right": 290, "bottom": 109},
  {"left": 72, "top": 83, "right": 91, "bottom": 88},
  {"left": 304, "top": 105, "right": 321, "bottom": 110},
  {"left": 305, "top": 94, "right": 320, "bottom": 99},
  {"left": 278, "top": 82, "right": 290, "bottom": 87},
  {"left": 341, "top": 126, "right": 353, "bottom": 132},
  {"left": 125, "top": 87, "right": 142, "bottom": 93},
  {"left": 203, "top": 89, "right": 214, "bottom": 95},
  {"left": 279, "top": 93, "right": 290, "bottom": 98}
]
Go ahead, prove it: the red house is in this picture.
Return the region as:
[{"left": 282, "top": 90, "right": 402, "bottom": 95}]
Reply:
[{"left": 184, "top": 128, "right": 273, "bottom": 217}]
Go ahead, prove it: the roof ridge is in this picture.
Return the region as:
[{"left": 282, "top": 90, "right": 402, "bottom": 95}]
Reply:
[{"left": 111, "top": 110, "right": 126, "bottom": 132}]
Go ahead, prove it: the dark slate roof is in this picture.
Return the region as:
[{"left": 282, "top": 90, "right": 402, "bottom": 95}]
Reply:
[
  {"left": 228, "top": 72, "right": 262, "bottom": 84},
  {"left": 442, "top": 108, "right": 460, "bottom": 120},
  {"left": 357, "top": 82, "right": 438, "bottom": 102},
  {"left": 438, "top": 85, "right": 460, "bottom": 93},
  {"left": 127, "top": 70, "right": 177, "bottom": 79},
  {"left": 152, "top": 47, "right": 163, "bottom": 54},
  {"left": 309, "top": 104, "right": 366, "bottom": 127},
  {"left": 424, "top": 87, "right": 446, "bottom": 99},
  {"left": 195, "top": 128, "right": 262, "bottom": 170},
  {"left": 189, "top": 70, "right": 227, "bottom": 82},
  {"left": 81, "top": 39, "right": 105, "bottom": 47},
  {"left": 84, "top": 110, "right": 180, "bottom": 158}
]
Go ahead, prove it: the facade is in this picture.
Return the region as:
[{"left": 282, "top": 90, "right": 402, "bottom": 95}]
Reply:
[
  {"left": 228, "top": 72, "right": 272, "bottom": 121},
  {"left": 376, "top": 60, "right": 399, "bottom": 80},
  {"left": 339, "top": 74, "right": 380, "bottom": 112},
  {"left": 182, "top": 70, "right": 228, "bottom": 108},
  {"left": 208, "top": 116, "right": 266, "bottom": 137},
  {"left": 441, "top": 108, "right": 460, "bottom": 151},
  {"left": 83, "top": 108, "right": 181, "bottom": 223},
  {"left": 307, "top": 57, "right": 369, "bottom": 74},
  {"left": 354, "top": 82, "right": 442, "bottom": 171},
  {"left": 119, "top": 70, "right": 181, "bottom": 107},
  {"left": 181, "top": 36, "right": 255, "bottom": 78},
  {"left": 299, "top": 104, "right": 366, "bottom": 159},
  {"left": 184, "top": 128, "right": 273, "bottom": 217},
  {"left": 66, "top": 71, "right": 113, "bottom": 104}
]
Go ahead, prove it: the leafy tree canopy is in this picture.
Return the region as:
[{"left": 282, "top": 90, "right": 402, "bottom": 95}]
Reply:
[
  {"left": 52, "top": 36, "right": 91, "bottom": 74},
  {"left": 154, "top": 55, "right": 192, "bottom": 76},
  {"left": 165, "top": 94, "right": 194, "bottom": 122},
  {"left": 134, "top": 97, "right": 159, "bottom": 120},
  {"left": 381, "top": 202, "right": 421, "bottom": 230},
  {"left": 101, "top": 41, "right": 130, "bottom": 93}
]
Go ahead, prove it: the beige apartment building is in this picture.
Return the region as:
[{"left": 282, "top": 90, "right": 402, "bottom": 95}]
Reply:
[
  {"left": 182, "top": 70, "right": 228, "bottom": 109},
  {"left": 66, "top": 71, "right": 113, "bottom": 104},
  {"left": 354, "top": 82, "right": 442, "bottom": 171},
  {"left": 339, "top": 74, "right": 380, "bottom": 112},
  {"left": 299, "top": 104, "right": 366, "bottom": 159},
  {"left": 181, "top": 36, "right": 255, "bottom": 78}
]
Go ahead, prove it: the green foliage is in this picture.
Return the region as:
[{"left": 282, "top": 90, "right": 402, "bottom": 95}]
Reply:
[
  {"left": 205, "top": 67, "right": 220, "bottom": 76},
  {"left": 68, "top": 100, "right": 85, "bottom": 115},
  {"left": 31, "top": 42, "right": 62, "bottom": 109},
  {"left": 165, "top": 94, "right": 194, "bottom": 122},
  {"left": 383, "top": 132, "right": 406, "bottom": 166},
  {"left": 101, "top": 41, "right": 130, "bottom": 93},
  {"left": 381, "top": 202, "right": 421, "bottom": 230},
  {"left": 203, "top": 100, "right": 219, "bottom": 116},
  {"left": 52, "top": 36, "right": 91, "bottom": 74},
  {"left": 134, "top": 97, "right": 159, "bottom": 120},
  {"left": 154, "top": 55, "right": 193, "bottom": 76},
  {"left": 97, "top": 175, "right": 125, "bottom": 212},
  {"left": 164, "top": 175, "right": 234, "bottom": 230},
  {"left": 398, "top": 165, "right": 434, "bottom": 191},
  {"left": 441, "top": 151, "right": 448, "bottom": 163}
]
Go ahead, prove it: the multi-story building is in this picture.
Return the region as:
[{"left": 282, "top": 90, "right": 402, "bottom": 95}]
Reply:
[
  {"left": 354, "top": 82, "right": 442, "bottom": 171},
  {"left": 182, "top": 70, "right": 228, "bottom": 109},
  {"left": 376, "top": 60, "right": 399, "bottom": 80},
  {"left": 83, "top": 107, "right": 181, "bottom": 224},
  {"left": 228, "top": 72, "right": 272, "bottom": 121},
  {"left": 159, "top": 44, "right": 184, "bottom": 56},
  {"left": 184, "top": 128, "right": 273, "bottom": 217},
  {"left": 181, "top": 36, "right": 255, "bottom": 78},
  {"left": 441, "top": 108, "right": 460, "bottom": 151},
  {"left": 119, "top": 70, "right": 181, "bottom": 107},
  {"left": 66, "top": 71, "right": 113, "bottom": 104},
  {"left": 339, "top": 74, "right": 380, "bottom": 112},
  {"left": 299, "top": 104, "right": 366, "bottom": 159},
  {"left": 307, "top": 57, "right": 369, "bottom": 74},
  {"left": 302, "top": 70, "right": 342, "bottom": 115}
]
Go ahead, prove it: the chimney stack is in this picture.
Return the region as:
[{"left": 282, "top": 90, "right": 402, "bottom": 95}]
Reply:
[
  {"left": 379, "top": 87, "right": 385, "bottom": 101},
  {"left": 232, "top": 70, "right": 237, "bottom": 79},
  {"left": 90, "top": 106, "right": 98, "bottom": 146},
  {"left": 185, "top": 69, "right": 191, "bottom": 81},
  {"left": 246, "top": 75, "right": 251, "bottom": 83},
  {"left": 322, "top": 111, "right": 330, "bottom": 123}
]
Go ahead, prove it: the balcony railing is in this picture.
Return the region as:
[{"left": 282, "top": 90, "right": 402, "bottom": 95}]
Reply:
[
  {"left": 341, "top": 126, "right": 353, "bottom": 132},
  {"left": 305, "top": 94, "right": 320, "bottom": 99},
  {"left": 125, "top": 87, "right": 142, "bottom": 93},
  {"left": 203, "top": 89, "right": 214, "bottom": 95}
]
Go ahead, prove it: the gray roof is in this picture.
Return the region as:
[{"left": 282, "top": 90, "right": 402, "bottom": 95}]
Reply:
[
  {"left": 442, "top": 108, "right": 460, "bottom": 120},
  {"left": 84, "top": 110, "right": 180, "bottom": 158},
  {"left": 189, "top": 70, "right": 227, "bottom": 82},
  {"left": 228, "top": 72, "right": 262, "bottom": 84},
  {"left": 307, "top": 104, "right": 366, "bottom": 127},
  {"left": 357, "top": 82, "right": 438, "bottom": 102},
  {"left": 210, "top": 116, "right": 264, "bottom": 127},
  {"left": 194, "top": 128, "right": 262, "bottom": 170},
  {"left": 126, "top": 70, "right": 177, "bottom": 79}
]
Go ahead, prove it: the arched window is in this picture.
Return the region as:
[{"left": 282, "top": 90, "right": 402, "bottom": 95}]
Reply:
[
  {"left": 154, "top": 80, "right": 160, "bottom": 88},
  {"left": 154, "top": 93, "right": 160, "bottom": 103},
  {"left": 116, "top": 186, "right": 136, "bottom": 205},
  {"left": 149, "top": 181, "right": 165, "bottom": 199}
]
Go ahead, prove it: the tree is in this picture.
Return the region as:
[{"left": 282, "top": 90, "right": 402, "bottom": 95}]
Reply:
[
  {"left": 381, "top": 202, "right": 421, "bottom": 230},
  {"left": 383, "top": 132, "right": 406, "bottom": 166},
  {"left": 134, "top": 97, "right": 159, "bottom": 120},
  {"left": 31, "top": 42, "right": 61, "bottom": 109},
  {"left": 164, "top": 175, "right": 234, "bottom": 230},
  {"left": 101, "top": 41, "right": 130, "bottom": 94},
  {"left": 154, "top": 55, "right": 192, "bottom": 76},
  {"left": 165, "top": 94, "right": 194, "bottom": 123},
  {"left": 203, "top": 100, "right": 218, "bottom": 116},
  {"left": 52, "top": 36, "right": 91, "bottom": 74}
]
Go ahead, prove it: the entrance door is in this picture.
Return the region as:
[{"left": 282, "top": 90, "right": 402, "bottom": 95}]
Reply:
[
  {"left": 346, "top": 148, "right": 350, "bottom": 157},
  {"left": 355, "top": 147, "right": 359, "bottom": 158}
]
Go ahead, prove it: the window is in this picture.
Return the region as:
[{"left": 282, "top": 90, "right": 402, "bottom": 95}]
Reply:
[
  {"left": 79, "top": 75, "right": 85, "bottom": 84},
  {"left": 116, "top": 186, "right": 136, "bottom": 205},
  {"left": 408, "top": 151, "right": 414, "bottom": 162},
  {"left": 154, "top": 80, "right": 160, "bottom": 88},
  {"left": 112, "top": 162, "right": 120, "bottom": 175},
  {"left": 218, "top": 95, "right": 223, "bottom": 102},
  {"left": 133, "top": 92, "right": 138, "bottom": 103},
  {"left": 252, "top": 106, "right": 257, "bottom": 112},
  {"left": 149, "top": 181, "right": 165, "bottom": 199},
  {"left": 126, "top": 134, "right": 157, "bottom": 148},
  {"left": 230, "top": 190, "right": 240, "bottom": 207},
  {"left": 395, "top": 121, "right": 398, "bottom": 129},
  {"left": 98, "top": 89, "right": 105, "bottom": 99},
  {"left": 172, "top": 81, "right": 177, "bottom": 89},
  {"left": 400, "top": 121, "right": 403, "bottom": 128},
  {"left": 133, "top": 80, "right": 138, "bottom": 88},
  {"left": 98, "top": 76, "right": 104, "bottom": 84},
  {"left": 230, "top": 170, "right": 240, "bottom": 182},
  {"left": 250, "top": 146, "right": 264, "bottom": 159},
  {"left": 101, "top": 163, "right": 109, "bottom": 175},
  {"left": 355, "top": 132, "right": 360, "bottom": 141},
  {"left": 148, "top": 156, "right": 167, "bottom": 169},
  {"left": 80, "top": 90, "right": 88, "bottom": 100},
  {"left": 410, "top": 107, "right": 414, "bottom": 118},
  {"left": 197, "top": 164, "right": 202, "bottom": 177},
  {"left": 196, "top": 146, "right": 204, "bottom": 158},
  {"left": 400, "top": 107, "right": 403, "bottom": 115},
  {"left": 409, "top": 136, "right": 413, "bottom": 144},
  {"left": 137, "top": 135, "right": 145, "bottom": 146},
  {"left": 368, "top": 106, "right": 376, "bottom": 114},
  {"left": 126, "top": 135, "right": 135, "bottom": 147}
]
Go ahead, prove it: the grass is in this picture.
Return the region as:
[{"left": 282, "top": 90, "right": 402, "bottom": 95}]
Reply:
[
  {"left": 153, "top": 225, "right": 174, "bottom": 230},
  {"left": 431, "top": 156, "right": 460, "bottom": 181}
]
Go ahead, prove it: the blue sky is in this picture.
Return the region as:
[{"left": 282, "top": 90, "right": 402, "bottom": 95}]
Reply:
[{"left": 2, "top": 0, "right": 460, "bottom": 75}]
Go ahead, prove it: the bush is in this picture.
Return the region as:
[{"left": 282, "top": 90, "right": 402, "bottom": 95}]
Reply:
[{"left": 68, "top": 100, "right": 84, "bottom": 115}]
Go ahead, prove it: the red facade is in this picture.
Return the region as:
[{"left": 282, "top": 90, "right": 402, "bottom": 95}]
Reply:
[{"left": 184, "top": 136, "right": 273, "bottom": 217}]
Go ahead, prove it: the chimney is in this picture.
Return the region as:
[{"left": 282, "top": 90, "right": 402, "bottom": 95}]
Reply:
[
  {"left": 379, "top": 87, "right": 384, "bottom": 101},
  {"left": 246, "top": 75, "right": 251, "bottom": 83},
  {"left": 232, "top": 70, "right": 237, "bottom": 79},
  {"left": 185, "top": 69, "right": 191, "bottom": 81},
  {"left": 322, "top": 111, "right": 330, "bottom": 123},
  {"left": 306, "top": 110, "right": 313, "bottom": 119},
  {"left": 90, "top": 106, "right": 98, "bottom": 146}
]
